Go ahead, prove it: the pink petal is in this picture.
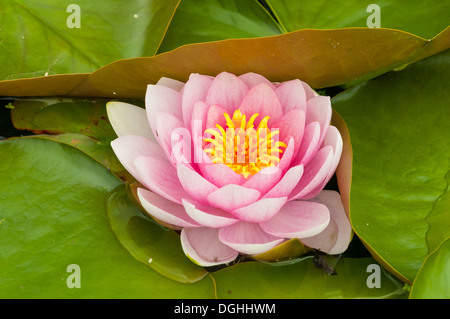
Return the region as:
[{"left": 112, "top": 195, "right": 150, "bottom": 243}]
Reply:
[
  {"left": 134, "top": 156, "right": 190, "bottom": 204},
  {"left": 289, "top": 146, "right": 334, "bottom": 200},
  {"left": 156, "top": 112, "right": 190, "bottom": 164},
  {"left": 207, "top": 184, "right": 261, "bottom": 212},
  {"left": 264, "top": 164, "right": 304, "bottom": 198},
  {"left": 277, "top": 137, "right": 295, "bottom": 172},
  {"left": 231, "top": 197, "right": 288, "bottom": 223},
  {"left": 238, "top": 72, "right": 276, "bottom": 90},
  {"left": 301, "top": 81, "right": 319, "bottom": 100},
  {"left": 111, "top": 135, "right": 167, "bottom": 179},
  {"left": 305, "top": 96, "right": 332, "bottom": 150},
  {"left": 181, "top": 73, "right": 213, "bottom": 126},
  {"left": 241, "top": 166, "right": 282, "bottom": 194},
  {"left": 181, "top": 227, "right": 239, "bottom": 267},
  {"left": 205, "top": 72, "right": 249, "bottom": 113},
  {"left": 302, "top": 126, "right": 343, "bottom": 199},
  {"left": 145, "top": 84, "right": 182, "bottom": 139},
  {"left": 259, "top": 201, "right": 330, "bottom": 238},
  {"left": 239, "top": 83, "right": 283, "bottom": 126},
  {"left": 300, "top": 190, "right": 352, "bottom": 254},
  {"left": 191, "top": 101, "right": 211, "bottom": 164},
  {"left": 273, "top": 108, "right": 305, "bottom": 157},
  {"left": 205, "top": 104, "right": 228, "bottom": 129},
  {"left": 177, "top": 164, "right": 219, "bottom": 203},
  {"left": 182, "top": 199, "right": 239, "bottom": 228},
  {"left": 156, "top": 77, "right": 185, "bottom": 92},
  {"left": 218, "top": 221, "right": 284, "bottom": 255},
  {"left": 136, "top": 188, "right": 200, "bottom": 228},
  {"left": 292, "top": 122, "right": 321, "bottom": 166},
  {"left": 106, "top": 102, "right": 156, "bottom": 142},
  {"left": 276, "top": 79, "right": 307, "bottom": 114},
  {"left": 199, "top": 163, "right": 245, "bottom": 187}
]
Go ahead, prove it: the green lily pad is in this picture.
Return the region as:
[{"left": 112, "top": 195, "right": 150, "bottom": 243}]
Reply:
[
  {"left": 332, "top": 49, "right": 450, "bottom": 283},
  {"left": 11, "top": 98, "right": 125, "bottom": 172},
  {"left": 0, "top": 0, "right": 179, "bottom": 80},
  {"left": 410, "top": 238, "right": 450, "bottom": 299},
  {"left": 212, "top": 257, "right": 406, "bottom": 298},
  {"left": 0, "top": 137, "right": 214, "bottom": 298},
  {"left": 158, "top": 0, "right": 282, "bottom": 53},
  {"left": 266, "top": 0, "right": 450, "bottom": 39},
  {"left": 105, "top": 183, "right": 208, "bottom": 283}
]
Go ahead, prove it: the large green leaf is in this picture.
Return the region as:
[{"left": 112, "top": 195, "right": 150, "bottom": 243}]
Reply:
[
  {"left": 212, "top": 257, "right": 406, "bottom": 299},
  {"left": 332, "top": 49, "right": 450, "bottom": 283},
  {"left": 158, "top": 0, "right": 281, "bottom": 53},
  {"left": 266, "top": 0, "right": 450, "bottom": 39},
  {"left": 0, "top": 137, "right": 214, "bottom": 298},
  {"left": 0, "top": 0, "right": 179, "bottom": 80},
  {"left": 410, "top": 238, "right": 450, "bottom": 299}
]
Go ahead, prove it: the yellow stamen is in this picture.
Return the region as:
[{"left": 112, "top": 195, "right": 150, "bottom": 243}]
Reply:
[{"left": 203, "top": 110, "right": 287, "bottom": 179}]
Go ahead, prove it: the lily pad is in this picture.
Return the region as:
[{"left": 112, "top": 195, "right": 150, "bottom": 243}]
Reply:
[
  {"left": 212, "top": 257, "right": 406, "bottom": 298},
  {"left": 410, "top": 238, "right": 450, "bottom": 299},
  {"left": 332, "top": 49, "right": 450, "bottom": 283},
  {"left": 0, "top": 0, "right": 179, "bottom": 80},
  {"left": 0, "top": 137, "right": 215, "bottom": 298}
]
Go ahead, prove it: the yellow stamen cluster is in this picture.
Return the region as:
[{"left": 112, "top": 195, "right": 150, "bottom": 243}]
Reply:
[{"left": 203, "top": 110, "right": 287, "bottom": 179}]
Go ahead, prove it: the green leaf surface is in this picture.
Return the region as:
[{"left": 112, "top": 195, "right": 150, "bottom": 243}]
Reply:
[
  {"left": 11, "top": 98, "right": 123, "bottom": 172},
  {"left": 106, "top": 183, "right": 208, "bottom": 284},
  {"left": 0, "top": 137, "right": 215, "bottom": 298},
  {"left": 332, "top": 50, "right": 450, "bottom": 283},
  {"left": 0, "top": 0, "right": 179, "bottom": 80},
  {"left": 158, "top": 0, "right": 281, "bottom": 53},
  {"left": 212, "top": 257, "right": 406, "bottom": 299},
  {"left": 410, "top": 238, "right": 450, "bottom": 299},
  {"left": 266, "top": 0, "right": 450, "bottom": 39}
]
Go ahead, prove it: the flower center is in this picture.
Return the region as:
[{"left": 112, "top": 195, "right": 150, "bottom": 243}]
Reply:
[{"left": 203, "top": 110, "right": 287, "bottom": 179}]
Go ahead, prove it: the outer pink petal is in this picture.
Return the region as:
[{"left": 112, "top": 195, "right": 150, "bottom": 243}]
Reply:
[
  {"left": 305, "top": 96, "right": 332, "bottom": 150},
  {"left": 242, "top": 166, "right": 282, "bottom": 194},
  {"left": 191, "top": 101, "right": 211, "bottom": 164},
  {"left": 238, "top": 72, "right": 276, "bottom": 90},
  {"left": 218, "top": 221, "right": 284, "bottom": 255},
  {"left": 137, "top": 188, "right": 200, "bottom": 228},
  {"left": 264, "top": 164, "right": 304, "bottom": 198},
  {"left": 300, "top": 190, "right": 352, "bottom": 254},
  {"left": 231, "top": 197, "right": 288, "bottom": 223},
  {"left": 177, "top": 164, "right": 219, "bottom": 203},
  {"left": 156, "top": 112, "right": 190, "bottom": 165},
  {"left": 239, "top": 83, "right": 283, "bottom": 126},
  {"left": 207, "top": 184, "right": 261, "bottom": 212},
  {"left": 205, "top": 72, "right": 249, "bottom": 113},
  {"left": 292, "top": 122, "right": 321, "bottom": 166},
  {"left": 134, "top": 156, "right": 190, "bottom": 204},
  {"left": 301, "top": 81, "right": 319, "bottom": 100},
  {"left": 199, "top": 163, "right": 245, "bottom": 187},
  {"left": 182, "top": 199, "right": 239, "bottom": 228},
  {"left": 181, "top": 227, "right": 239, "bottom": 266},
  {"left": 145, "top": 84, "right": 182, "bottom": 139},
  {"left": 273, "top": 108, "right": 305, "bottom": 157},
  {"left": 106, "top": 102, "right": 156, "bottom": 142},
  {"left": 181, "top": 73, "right": 213, "bottom": 126},
  {"left": 289, "top": 146, "right": 334, "bottom": 200},
  {"left": 259, "top": 201, "right": 330, "bottom": 238},
  {"left": 156, "top": 77, "right": 185, "bottom": 92},
  {"left": 302, "top": 126, "right": 343, "bottom": 199},
  {"left": 111, "top": 135, "right": 167, "bottom": 180},
  {"left": 275, "top": 79, "right": 307, "bottom": 114}
]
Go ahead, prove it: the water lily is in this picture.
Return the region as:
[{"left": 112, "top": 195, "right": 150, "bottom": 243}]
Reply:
[{"left": 107, "top": 72, "right": 352, "bottom": 266}]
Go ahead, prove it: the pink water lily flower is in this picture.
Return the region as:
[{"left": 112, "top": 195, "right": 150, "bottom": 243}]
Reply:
[{"left": 107, "top": 72, "right": 352, "bottom": 266}]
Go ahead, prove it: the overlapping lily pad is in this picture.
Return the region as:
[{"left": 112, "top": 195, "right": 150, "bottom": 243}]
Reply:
[
  {"left": 0, "top": 0, "right": 180, "bottom": 80},
  {"left": 332, "top": 49, "right": 450, "bottom": 283}
]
